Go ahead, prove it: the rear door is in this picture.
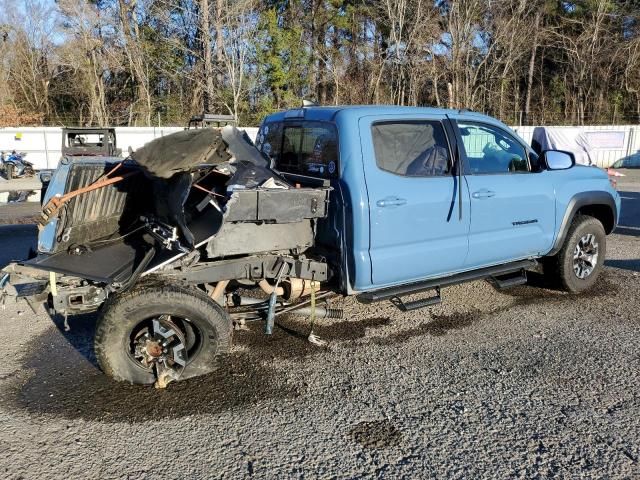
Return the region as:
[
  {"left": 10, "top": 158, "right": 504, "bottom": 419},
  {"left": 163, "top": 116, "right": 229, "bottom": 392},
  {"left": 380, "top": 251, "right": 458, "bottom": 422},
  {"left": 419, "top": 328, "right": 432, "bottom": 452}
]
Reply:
[
  {"left": 453, "top": 120, "right": 556, "bottom": 267},
  {"left": 359, "top": 115, "right": 471, "bottom": 288}
]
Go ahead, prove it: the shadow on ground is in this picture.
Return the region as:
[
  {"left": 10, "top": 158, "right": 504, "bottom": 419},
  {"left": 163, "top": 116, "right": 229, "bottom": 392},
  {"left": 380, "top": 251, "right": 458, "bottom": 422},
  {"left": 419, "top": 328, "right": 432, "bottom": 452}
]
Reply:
[
  {"left": 605, "top": 259, "right": 640, "bottom": 272},
  {"left": 4, "top": 272, "right": 623, "bottom": 423},
  {"left": 5, "top": 312, "right": 393, "bottom": 423}
]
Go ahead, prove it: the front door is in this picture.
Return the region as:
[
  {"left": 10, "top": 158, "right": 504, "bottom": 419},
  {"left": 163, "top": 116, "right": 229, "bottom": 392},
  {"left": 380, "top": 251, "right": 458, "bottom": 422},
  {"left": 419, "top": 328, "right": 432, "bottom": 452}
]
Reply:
[
  {"left": 359, "top": 115, "right": 471, "bottom": 288},
  {"left": 453, "top": 120, "right": 556, "bottom": 268}
]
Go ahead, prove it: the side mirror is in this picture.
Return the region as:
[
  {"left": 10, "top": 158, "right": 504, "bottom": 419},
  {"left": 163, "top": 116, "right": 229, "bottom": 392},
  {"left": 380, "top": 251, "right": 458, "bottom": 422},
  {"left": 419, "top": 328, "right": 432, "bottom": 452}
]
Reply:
[{"left": 542, "top": 150, "right": 575, "bottom": 170}]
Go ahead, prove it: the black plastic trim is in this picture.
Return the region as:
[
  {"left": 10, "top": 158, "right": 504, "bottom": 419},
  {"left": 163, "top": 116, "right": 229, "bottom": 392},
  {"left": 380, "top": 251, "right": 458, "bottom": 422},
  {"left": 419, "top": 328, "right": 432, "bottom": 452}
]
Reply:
[{"left": 547, "top": 191, "right": 618, "bottom": 256}]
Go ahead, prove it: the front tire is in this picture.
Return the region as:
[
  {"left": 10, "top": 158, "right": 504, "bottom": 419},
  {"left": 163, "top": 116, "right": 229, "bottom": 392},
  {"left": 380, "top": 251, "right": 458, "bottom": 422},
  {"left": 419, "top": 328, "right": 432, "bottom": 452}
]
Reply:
[
  {"left": 95, "top": 283, "right": 232, "bottom": 385},
  {"left": 548, "top": 215, "right": 606, "bottom": 293},
  {"left": 5, "top": 163, "right": 13, "bottom": 180}
]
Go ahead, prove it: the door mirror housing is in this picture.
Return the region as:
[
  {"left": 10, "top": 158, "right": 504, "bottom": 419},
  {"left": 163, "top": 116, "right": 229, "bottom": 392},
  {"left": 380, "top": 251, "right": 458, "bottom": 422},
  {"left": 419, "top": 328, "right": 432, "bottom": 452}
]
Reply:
[{"left": 542, "top": 150, "right": 575, "bottom": 170}]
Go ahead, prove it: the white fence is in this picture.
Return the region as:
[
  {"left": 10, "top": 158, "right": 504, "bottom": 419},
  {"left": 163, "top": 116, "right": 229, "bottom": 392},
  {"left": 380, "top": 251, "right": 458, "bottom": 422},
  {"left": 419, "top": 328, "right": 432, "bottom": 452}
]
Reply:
[
  {"left": 513, "top": 125, "right": 640, "bottom": 168},
  {"left": 0, "top": 124, "right": 637, "bottom": 170},
  {"left": 0, "top": 126, "right": 260, "bottom": 170}
]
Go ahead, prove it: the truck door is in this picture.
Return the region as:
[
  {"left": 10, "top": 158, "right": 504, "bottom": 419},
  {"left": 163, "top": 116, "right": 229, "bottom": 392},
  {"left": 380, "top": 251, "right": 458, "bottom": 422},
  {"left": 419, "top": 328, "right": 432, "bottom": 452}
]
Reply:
[
  {"left": 359, "top": 116, "right": 471, "bottom": 288},
  {"left": 452, "top": 120, "right": 556, "bottom": 268}
]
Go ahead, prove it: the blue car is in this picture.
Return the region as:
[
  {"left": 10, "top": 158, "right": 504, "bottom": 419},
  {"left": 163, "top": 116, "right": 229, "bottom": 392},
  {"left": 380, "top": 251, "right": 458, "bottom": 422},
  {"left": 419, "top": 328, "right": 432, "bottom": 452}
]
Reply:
[{"left": 1, "top": 106, "right": 620, "bottom": 387}]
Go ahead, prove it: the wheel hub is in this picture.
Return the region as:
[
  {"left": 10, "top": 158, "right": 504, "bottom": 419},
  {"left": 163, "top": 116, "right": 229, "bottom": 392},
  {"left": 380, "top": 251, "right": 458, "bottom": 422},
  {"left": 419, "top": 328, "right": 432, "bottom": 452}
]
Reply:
[
  {"left": 144, "top": 340, "right": 164, "bottom": 359},
  {"left": 573, "top": 233, "right": 599, "bottom": 279},
  {"left": 132, "top": 316, "right": 188, "bottom": 388}
]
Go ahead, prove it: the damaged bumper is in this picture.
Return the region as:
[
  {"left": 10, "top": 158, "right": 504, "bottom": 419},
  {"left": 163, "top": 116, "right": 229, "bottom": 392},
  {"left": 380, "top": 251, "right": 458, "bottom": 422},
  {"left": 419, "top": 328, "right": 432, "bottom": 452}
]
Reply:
[
  {"left": 0, "top": 264, "right": 49, "bottom": 311},
  {"left": 9, "top": 125, "right": 332, "bottom": 315}
]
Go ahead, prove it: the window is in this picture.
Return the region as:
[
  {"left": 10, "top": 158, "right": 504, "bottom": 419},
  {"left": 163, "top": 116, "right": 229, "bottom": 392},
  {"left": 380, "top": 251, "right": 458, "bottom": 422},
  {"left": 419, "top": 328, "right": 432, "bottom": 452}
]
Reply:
[
  {"left": 457, "top": 122, "right": 529, "bottom": 174},
  {"left": 255, "top": 121, "right": 338, "bottom": 179},
  {"left": 372, "top": 121, "right": 451, "bottom": 177}
]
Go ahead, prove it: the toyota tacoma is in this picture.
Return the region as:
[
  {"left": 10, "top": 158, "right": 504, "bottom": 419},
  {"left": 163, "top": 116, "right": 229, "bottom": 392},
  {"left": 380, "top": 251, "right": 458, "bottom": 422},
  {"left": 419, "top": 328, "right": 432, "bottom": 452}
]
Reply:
[{"left": 0, "top": 106, "right": 621, "bottom": 388}]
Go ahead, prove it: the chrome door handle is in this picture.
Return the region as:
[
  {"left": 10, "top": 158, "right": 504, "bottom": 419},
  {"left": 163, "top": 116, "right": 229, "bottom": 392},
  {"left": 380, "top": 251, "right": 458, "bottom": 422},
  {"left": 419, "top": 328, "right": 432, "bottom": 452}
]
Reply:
[
  {"left": 471, "top": 190, "right": 496, "bottom": 199},
  {"left": 376, "top": 197, "right": 407, "bottom": 207}
]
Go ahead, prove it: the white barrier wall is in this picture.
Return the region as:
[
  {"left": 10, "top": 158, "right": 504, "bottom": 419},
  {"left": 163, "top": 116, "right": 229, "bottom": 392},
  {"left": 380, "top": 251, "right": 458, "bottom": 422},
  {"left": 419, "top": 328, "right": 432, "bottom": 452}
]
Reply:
[
  {"left": 0, "top": 124, "right": 637, "bottom": 170},
  {"left": 513, "top": 125, "right": 640, "bottom": 168},
  {"left": 0, "top": 126, "right": 260, "bottom": 170}
]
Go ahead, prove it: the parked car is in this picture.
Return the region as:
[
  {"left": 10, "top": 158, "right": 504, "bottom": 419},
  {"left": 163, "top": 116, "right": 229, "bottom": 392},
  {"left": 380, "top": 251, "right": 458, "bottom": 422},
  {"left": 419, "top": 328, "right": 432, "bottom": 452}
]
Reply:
[
  {"left": 187, "top": 112, "right": 236, "bottom": 129},
  {"left": 61, "top": 127, "right": 121, "bottom": 158},
  {"left": 0, "top": 106, "right": 620, "bottom": 388}
]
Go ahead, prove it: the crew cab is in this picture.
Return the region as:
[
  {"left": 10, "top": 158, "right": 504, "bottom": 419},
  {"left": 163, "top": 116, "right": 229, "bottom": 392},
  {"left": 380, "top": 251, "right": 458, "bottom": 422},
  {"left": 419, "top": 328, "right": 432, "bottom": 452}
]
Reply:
[{"left": 0, "top": 106, "right": 620, "bottom": 388}]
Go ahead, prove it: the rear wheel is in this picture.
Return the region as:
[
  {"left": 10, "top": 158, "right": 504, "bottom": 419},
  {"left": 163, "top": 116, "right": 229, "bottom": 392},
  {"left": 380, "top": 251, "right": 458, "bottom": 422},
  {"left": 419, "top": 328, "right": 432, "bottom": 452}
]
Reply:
[
  {"left": 547, "top": 215, "right": 606, "bottom": 293},
  {"left": 95, "top": 283, "right": 232, "bottom": 387}
]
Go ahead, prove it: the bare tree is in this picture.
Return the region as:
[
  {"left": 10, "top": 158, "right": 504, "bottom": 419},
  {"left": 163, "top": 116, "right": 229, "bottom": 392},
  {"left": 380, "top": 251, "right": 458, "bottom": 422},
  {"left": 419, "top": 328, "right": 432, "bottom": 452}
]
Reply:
[
  {"left": 549, "top": 0, "right": 621, "bottom": 124},
  {"left": 200, "top": 0, "right": 215, "bottom": 112},
  {"left": 58, "top": 0, "right": 114, "bottom": 126},
  {"left": 117, "top": 0, "right": 153, "bottom": 125},
  {"left": 217, "top": 0, "right": 258, "bottom": 121},
  {"left": 0, "top": 0, "right": 58, "bottom": 119}
]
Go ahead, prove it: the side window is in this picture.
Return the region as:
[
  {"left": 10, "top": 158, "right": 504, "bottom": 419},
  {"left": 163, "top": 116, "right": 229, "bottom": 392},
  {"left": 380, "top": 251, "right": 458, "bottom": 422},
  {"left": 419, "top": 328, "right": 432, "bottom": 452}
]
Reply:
[
  {"left": 457, "top": 122, "right": 529, "bottom": 174},
  {"left": 255, "top": 121, "right": 338, "bottom": 179},
  {"left": 372, "top": 121, "right": 451, "bottom": 177}
]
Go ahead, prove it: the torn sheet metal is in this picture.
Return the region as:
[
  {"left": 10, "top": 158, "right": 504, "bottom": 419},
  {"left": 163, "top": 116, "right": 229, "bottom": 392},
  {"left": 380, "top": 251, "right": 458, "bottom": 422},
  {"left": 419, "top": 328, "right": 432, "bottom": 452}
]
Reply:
[
  {"left": 221, "top": 125, "right": 269, "bottom": 168},
  {"left": 131, "top": 128, "right": 231, "bottom": 178},
  {"left": 206, "top": 221, "right": 314, "bottom": 258},
  {"left": 131, "top": 126, "right": 267, "bottom": 179},
  {"left": 226, "top": 161, "right": 290, "bottom": 192}
]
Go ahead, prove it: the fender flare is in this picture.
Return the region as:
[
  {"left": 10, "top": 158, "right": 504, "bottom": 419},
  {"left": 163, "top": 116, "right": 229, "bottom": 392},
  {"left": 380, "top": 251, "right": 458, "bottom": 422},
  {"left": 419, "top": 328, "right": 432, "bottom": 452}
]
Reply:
[{"left": 547, "top": 191, "right": 618, "bottom": 256}]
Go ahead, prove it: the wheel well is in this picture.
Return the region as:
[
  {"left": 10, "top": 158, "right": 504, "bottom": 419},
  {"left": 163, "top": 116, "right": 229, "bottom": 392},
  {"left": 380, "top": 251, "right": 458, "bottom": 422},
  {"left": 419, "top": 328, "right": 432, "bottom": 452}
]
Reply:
[{"left": 576, "top": 204, "right": 615, "bottom": 234}]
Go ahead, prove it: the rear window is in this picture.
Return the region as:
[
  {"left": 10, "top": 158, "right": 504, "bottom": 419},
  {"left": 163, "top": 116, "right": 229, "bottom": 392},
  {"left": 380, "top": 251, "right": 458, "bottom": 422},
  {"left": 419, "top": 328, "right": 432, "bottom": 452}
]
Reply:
[
  {"left": 255, "top": 121, "right": 338, "bottom": 179},
  {"left": 65, "top": 132, "right": 111, "bottom": 148},
  {"left": 372, "top": 121, "right": 451, "bottom": 176}
]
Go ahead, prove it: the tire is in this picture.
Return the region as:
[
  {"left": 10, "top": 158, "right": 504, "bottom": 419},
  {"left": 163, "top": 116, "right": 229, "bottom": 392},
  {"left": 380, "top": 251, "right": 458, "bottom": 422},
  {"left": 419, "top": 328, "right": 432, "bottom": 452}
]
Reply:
[
  {"left": 5, "top": 163, "right": 13, "bottom": 180},
  {"left": 95, "top": 283, "right": 232, "bottom": 385},
  {"left": 548, "top": 215, "right": 606, "bottom": 293}
]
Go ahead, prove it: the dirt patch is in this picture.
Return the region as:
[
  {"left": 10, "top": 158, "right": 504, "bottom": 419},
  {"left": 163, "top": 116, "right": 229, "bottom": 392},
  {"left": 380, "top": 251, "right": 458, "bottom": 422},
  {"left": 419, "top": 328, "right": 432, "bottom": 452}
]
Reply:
[
  {"left": 5, "top": 314, "right": 311, "bottom": 423},
  {"left": 350, "top": 419, "right": 402, "bottom": 449},
  {"left": 4, "top": 314, "right": 392, "bottom": 423},
  {"left": 502, "top": 272, "right": 620, "bottom": 302},
  {"left": 370, "top": 310, "right": 479, "bottom": 346},
  {"left": 314, "top": 317, "right": 391, "bottom": 341}
]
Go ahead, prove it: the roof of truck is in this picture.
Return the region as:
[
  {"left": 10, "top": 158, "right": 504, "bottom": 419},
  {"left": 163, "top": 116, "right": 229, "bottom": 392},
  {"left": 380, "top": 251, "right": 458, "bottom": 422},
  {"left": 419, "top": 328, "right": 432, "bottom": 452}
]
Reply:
[{"left": 263, "top": 105, "right": 502, "bottom": 125}]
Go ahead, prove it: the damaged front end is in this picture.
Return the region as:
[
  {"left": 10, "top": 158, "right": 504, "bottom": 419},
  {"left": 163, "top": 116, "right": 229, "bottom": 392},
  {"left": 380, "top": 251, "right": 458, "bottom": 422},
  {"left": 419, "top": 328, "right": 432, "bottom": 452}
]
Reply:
[{"left": 2, "top": 126, "right": 332, "bottom": 319}]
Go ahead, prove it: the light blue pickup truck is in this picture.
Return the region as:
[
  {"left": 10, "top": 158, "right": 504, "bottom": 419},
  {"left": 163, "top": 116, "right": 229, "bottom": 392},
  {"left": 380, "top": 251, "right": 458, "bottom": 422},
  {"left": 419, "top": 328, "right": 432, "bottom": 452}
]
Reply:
[{"left": 1, "top": 106, "right": 621, "bottom": 387}]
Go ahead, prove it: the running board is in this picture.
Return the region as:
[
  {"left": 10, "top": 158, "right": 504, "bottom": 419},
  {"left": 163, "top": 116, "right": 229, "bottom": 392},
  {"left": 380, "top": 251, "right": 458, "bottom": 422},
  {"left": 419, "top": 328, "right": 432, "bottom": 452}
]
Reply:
[
  {"left": 390, "top": 287, "right": 441, "bottom": 312},
  {"left": 490, "top": 269, "right": 528, "bottom": 289},
  {"left": 357, "top": 260, "right": 537, "bottom": 304}
]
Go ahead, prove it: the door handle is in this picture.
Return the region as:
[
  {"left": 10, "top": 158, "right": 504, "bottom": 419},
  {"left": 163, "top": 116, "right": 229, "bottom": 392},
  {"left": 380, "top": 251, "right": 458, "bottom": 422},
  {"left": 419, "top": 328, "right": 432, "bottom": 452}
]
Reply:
[
  {"left": 471, "top": 189, "right": 496, "bottom": 199},
  {"left": 376, "top": 197, "right": 407, "bottom": 207}
]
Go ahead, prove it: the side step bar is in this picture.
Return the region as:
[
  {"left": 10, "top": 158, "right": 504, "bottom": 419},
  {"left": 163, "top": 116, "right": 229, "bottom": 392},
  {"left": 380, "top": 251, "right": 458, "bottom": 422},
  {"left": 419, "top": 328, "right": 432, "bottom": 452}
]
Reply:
[
  {"left": 357, "top": 259, "right": 536, "bottom": 305},
  {"left": 390, "top": 287, "right": 442, "bottom": 312},
  {"left": 490, "top": 270, "right": 528, "bottom": 289}
]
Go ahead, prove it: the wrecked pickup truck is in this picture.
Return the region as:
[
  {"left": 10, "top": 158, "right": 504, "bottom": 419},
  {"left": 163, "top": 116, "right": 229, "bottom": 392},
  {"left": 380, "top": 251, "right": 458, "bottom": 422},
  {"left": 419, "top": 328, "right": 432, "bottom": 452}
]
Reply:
[{"left": 1, "top": 106, "right": 621, "bottom": 388}]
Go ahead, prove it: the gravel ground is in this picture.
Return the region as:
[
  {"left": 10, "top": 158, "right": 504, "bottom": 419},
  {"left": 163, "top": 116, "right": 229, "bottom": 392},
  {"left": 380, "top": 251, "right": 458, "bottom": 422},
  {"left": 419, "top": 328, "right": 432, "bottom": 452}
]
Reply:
[{"left": 0, "top": 174, "right": 638, "bottom": 479}]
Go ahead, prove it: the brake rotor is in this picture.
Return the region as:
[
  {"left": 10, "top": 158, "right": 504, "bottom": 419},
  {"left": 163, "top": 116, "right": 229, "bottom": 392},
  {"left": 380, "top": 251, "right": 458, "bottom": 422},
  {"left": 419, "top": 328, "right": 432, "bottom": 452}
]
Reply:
[{"left": 133, "top": 315, "right": 188, "bottom": 389}]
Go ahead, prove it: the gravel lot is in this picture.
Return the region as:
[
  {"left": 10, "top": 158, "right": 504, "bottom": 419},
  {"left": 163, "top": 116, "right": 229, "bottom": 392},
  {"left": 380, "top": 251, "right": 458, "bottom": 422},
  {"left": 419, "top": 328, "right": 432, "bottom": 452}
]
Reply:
[{"left": 0, "top": 171, "right": 638, "bottom": 479}]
